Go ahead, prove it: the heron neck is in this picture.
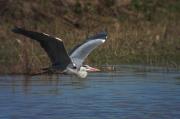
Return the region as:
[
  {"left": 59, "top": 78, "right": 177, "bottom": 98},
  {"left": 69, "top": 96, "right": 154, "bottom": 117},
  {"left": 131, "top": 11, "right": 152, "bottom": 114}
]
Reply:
[{"left": 66, "top": 67, "right": 87, "bottom": 78}]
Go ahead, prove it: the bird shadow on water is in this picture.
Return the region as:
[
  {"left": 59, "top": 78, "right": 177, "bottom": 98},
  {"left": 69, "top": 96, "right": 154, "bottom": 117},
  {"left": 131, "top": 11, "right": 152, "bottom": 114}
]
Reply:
[
  {"left": 8, "top": 74, "right": 60, "bottom": 95},
  {"left": 9, "top": 74, "right": 89, "bottom": 95},
  {"left": 65, "top": 75, "right": 88, "bottom": 89}
]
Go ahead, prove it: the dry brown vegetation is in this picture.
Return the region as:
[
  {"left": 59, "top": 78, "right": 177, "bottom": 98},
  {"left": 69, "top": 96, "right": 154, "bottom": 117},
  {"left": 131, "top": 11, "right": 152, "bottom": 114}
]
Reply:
[{"left": 0, "top": 0, "right": 180, "bottom": 74}]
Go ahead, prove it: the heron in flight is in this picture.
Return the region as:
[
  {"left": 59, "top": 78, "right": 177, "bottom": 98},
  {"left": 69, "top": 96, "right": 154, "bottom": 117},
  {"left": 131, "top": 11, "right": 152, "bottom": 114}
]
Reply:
[{"left": 12, "top": 27, "right": 107, "bottom": 78}]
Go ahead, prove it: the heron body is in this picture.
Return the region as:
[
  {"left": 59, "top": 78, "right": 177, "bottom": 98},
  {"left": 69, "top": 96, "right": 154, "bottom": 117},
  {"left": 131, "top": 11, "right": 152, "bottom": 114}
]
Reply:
[{"left": 12, "top": 27, "right": 107, "bottom": 78}]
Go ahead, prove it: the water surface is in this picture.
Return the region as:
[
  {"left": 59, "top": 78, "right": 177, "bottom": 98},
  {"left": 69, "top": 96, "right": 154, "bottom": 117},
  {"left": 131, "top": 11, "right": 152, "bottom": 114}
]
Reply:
[{"left": 0, "top": 66, "right": 180, "bottom": 119}]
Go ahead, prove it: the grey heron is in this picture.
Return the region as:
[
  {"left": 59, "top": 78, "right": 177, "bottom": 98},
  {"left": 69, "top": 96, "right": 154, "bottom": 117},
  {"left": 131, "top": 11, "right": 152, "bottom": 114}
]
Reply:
[{"left": 12, "top": 27, "right": 107, "bottom": 78}]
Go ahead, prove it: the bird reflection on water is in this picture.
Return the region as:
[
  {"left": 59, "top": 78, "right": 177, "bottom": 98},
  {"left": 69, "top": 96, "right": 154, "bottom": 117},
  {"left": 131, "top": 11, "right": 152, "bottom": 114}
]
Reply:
[
  {"left": 0, "top": 66, "right": 180, "bottom": 119},
  {"left": 9, "top": 75, "right": 88, "bottom": 95}
]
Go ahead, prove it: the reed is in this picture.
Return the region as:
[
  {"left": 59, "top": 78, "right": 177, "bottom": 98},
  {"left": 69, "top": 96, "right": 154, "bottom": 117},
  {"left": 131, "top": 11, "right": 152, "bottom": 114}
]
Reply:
[{"left": 0, "top": 0, "right": 180, "bottom": 74}]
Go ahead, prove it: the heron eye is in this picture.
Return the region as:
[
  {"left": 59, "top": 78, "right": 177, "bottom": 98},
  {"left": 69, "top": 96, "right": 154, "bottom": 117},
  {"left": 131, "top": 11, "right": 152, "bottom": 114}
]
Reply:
[{"left": 73, "top": 66, "right": 77, "bottom": 69}]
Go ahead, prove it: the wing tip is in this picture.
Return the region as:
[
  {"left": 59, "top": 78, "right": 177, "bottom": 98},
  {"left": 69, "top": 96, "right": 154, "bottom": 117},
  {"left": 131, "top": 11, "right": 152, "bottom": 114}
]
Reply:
[
  {"left": 88, "top": 31, "right": 108, "bottom": 40},
  {"left": 11, "top": 26, "right": 22, "bottom": 33}
]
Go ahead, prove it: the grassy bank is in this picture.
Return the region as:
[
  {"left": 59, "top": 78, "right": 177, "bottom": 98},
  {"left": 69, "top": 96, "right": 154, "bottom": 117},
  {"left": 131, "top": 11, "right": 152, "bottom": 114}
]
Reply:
[{"left": 0, "top": 0, "right": 180, "bottom": 74}]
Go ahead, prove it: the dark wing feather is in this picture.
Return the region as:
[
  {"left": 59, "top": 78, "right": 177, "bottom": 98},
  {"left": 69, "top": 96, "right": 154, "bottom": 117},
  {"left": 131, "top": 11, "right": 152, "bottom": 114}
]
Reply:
[
  {"left": 12, "top": 27, "right": 71, "bottom": 70},
  {"left": 69, "top": 32, "right": 107, "bottom": 68}
]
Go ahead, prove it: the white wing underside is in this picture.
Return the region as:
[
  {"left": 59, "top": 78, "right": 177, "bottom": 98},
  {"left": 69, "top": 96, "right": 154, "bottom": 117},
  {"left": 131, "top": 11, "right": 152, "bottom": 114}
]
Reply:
[{"left": 70, "top": 39, "right": 105, "bottom": 68}]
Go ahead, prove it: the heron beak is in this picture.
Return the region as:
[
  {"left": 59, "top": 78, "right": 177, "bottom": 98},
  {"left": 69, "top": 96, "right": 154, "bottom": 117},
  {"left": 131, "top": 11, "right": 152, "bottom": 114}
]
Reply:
[{"left": 86, "top": 66, "right": 100, "bottom": 72}]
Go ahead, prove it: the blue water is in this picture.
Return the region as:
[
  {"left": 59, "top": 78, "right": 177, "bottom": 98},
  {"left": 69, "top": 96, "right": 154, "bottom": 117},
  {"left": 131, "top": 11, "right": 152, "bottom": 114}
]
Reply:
[{"left": 0, "top": 66, "right": 180, "bottom": 119}]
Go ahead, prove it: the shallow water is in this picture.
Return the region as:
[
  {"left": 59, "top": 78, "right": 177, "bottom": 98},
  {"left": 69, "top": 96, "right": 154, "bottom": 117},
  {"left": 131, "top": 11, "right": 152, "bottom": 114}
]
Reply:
[{"left": 0, "top": 66, "right": 180, "bottom": 119}]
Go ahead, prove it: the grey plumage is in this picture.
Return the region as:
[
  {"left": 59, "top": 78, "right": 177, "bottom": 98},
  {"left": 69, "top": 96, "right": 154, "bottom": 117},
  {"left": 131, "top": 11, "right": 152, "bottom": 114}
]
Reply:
[{"left": 12, "top": 27, "right": 107, "bottom": 77}]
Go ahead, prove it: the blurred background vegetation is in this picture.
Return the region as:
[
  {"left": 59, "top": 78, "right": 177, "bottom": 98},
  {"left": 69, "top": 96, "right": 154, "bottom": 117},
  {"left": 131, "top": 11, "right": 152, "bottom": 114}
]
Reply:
[{"left": 0, "top": 0, "right": 180, "bottom": 74}]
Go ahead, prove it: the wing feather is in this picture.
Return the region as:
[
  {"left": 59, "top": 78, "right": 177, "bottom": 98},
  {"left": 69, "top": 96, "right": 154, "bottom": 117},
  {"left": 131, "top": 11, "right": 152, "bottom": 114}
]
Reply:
[
  {"left": 70, "top": 32, "right": 107, "bottom": 68},
  {"left": 12, "top": 27, "right": 71, "bottom": 70}
]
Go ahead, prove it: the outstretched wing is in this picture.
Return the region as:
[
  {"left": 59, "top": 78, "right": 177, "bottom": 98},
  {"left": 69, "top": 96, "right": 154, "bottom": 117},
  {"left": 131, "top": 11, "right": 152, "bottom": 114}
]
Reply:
[
  {"left": 12, "top": 27, "right": 71, "bottom": 70},
  {"left": 69, "top": 32, "right": 107, "bottom": 68}
]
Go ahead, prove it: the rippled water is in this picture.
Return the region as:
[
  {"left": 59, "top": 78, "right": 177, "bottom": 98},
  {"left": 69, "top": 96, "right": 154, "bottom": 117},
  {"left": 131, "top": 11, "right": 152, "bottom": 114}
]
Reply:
[{"left": 0, "top": 66, "right": 180, "bottom": 119}]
